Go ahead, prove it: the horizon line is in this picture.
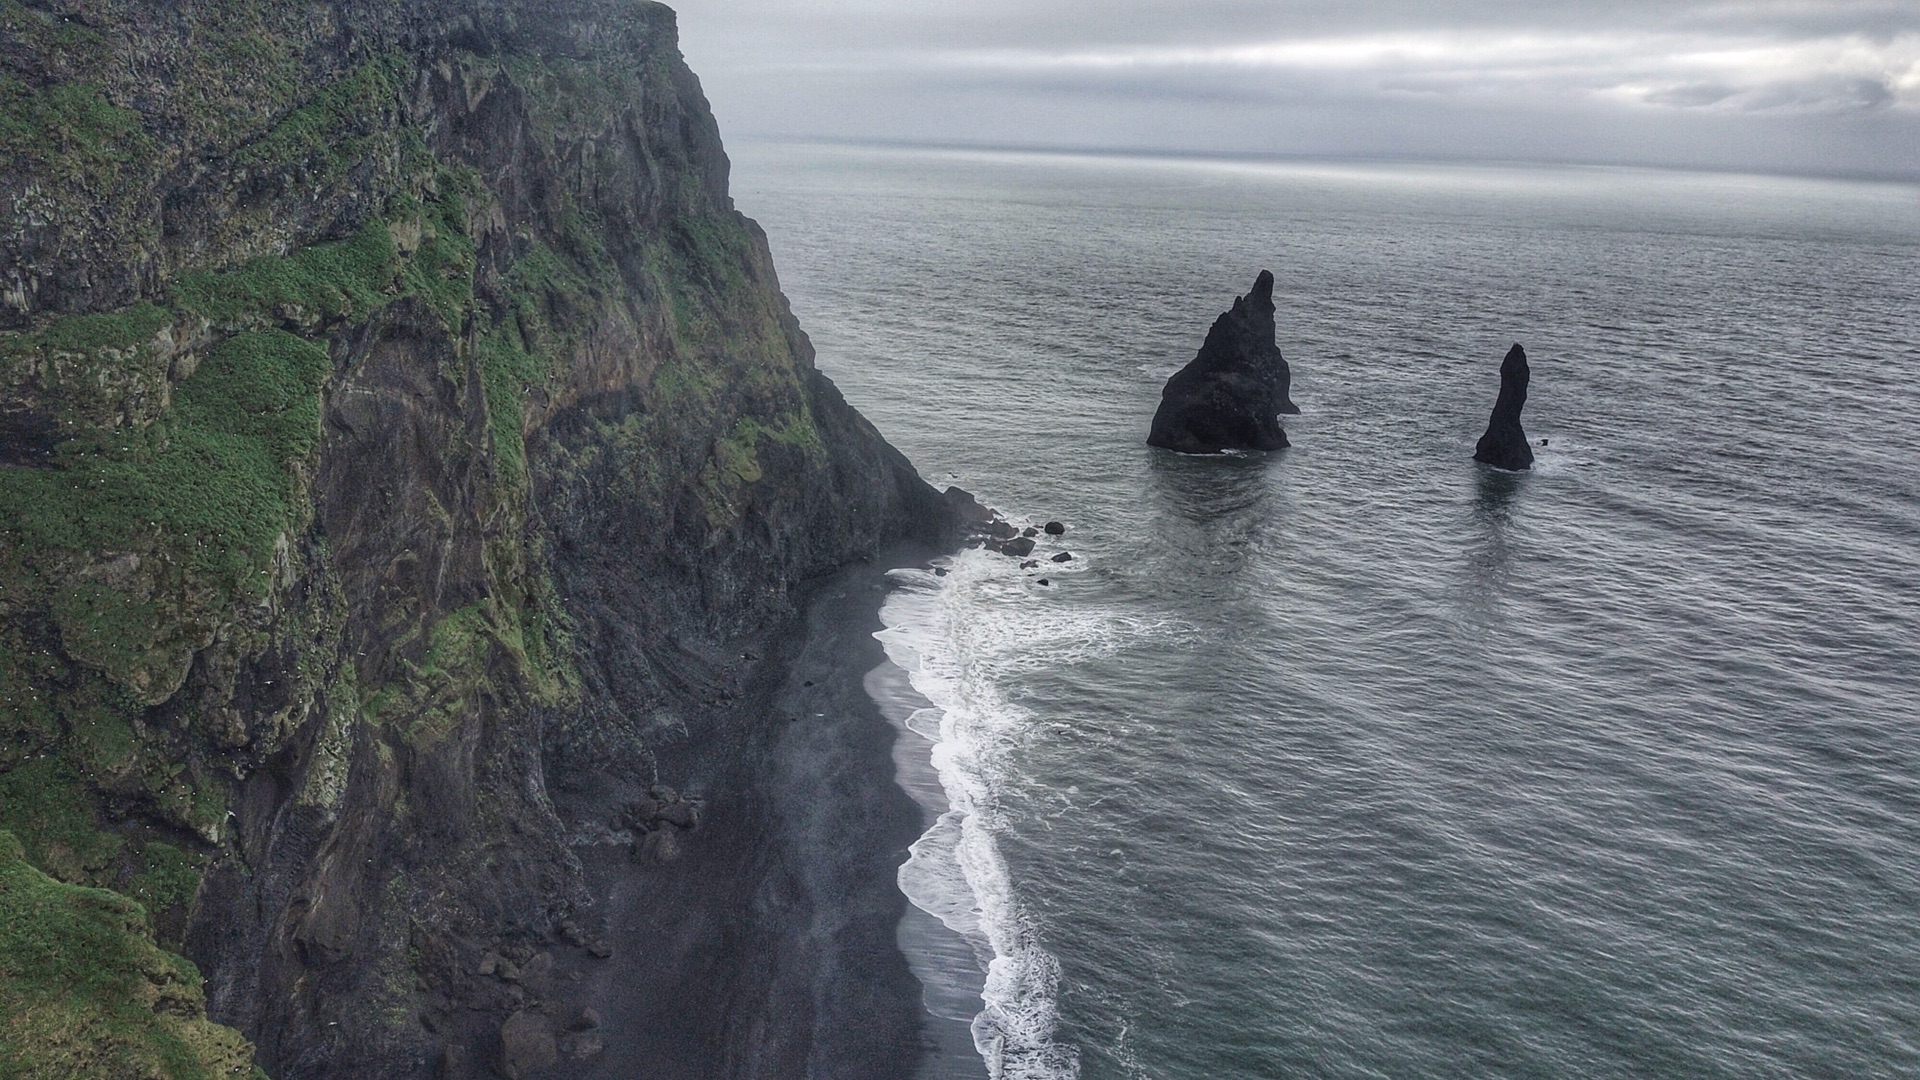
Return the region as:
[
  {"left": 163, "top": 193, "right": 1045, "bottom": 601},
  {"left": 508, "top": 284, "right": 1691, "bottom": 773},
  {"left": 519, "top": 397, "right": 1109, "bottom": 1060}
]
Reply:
[{"left": 726, "top": 133, "right": 1920, "bottom": 188}]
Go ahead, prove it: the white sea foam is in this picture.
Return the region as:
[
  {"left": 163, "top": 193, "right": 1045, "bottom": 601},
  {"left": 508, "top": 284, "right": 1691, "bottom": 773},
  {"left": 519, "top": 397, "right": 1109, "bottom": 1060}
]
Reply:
[{"left": 876, "top": 543, "right": 1183, "bottom": 1080}]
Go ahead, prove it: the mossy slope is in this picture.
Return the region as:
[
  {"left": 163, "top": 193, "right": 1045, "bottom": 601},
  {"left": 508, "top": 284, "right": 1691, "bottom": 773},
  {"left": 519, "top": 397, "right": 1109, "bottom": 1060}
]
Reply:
[{"left": 0, "top": 831, "right": 264, "bottom": 1079}]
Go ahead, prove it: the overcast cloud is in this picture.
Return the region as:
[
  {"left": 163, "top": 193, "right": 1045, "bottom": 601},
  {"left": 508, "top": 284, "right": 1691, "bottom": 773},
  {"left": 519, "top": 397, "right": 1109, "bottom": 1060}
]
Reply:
[{"left": 667, "top": 1, "right": 1920, "bottom": 178}]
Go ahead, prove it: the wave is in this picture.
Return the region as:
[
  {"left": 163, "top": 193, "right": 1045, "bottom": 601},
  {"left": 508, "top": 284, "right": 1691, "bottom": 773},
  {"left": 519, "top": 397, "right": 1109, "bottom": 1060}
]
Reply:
[
  {"left": 876, "top": 542, "right": 1183, "bottom": 1080},
  {"left": 878, "top": 548, "right": 1079, "bottom": 1080}
]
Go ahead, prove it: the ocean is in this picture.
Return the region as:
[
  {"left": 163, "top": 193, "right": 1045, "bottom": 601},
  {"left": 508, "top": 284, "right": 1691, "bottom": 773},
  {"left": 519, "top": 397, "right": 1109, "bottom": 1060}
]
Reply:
[{"left": 728, "top": 141, "right": 1920, "bottom": 1080}]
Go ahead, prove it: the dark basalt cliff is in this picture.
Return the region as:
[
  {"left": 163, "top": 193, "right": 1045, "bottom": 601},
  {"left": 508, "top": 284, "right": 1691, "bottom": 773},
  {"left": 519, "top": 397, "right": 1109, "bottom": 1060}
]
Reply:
[
  {"left": 1147, "top": 269, "right": 1297, "bottom": 454},
  {"left": 0, "top": 1, "right": 952, "bottom": 1076},
  {"left": 1473, "top": 343, "right": 1534, "bottom": 471}
]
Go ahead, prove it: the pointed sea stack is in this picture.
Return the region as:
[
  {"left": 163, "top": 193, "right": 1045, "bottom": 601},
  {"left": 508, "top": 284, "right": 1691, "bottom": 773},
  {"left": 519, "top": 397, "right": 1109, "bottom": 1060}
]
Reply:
[
  {"left": 1473, "top": 343, "right": 1535, "bottom": 471},
  {"left": 1147, "top": 270, "right": 1299, "bottom": 454}
]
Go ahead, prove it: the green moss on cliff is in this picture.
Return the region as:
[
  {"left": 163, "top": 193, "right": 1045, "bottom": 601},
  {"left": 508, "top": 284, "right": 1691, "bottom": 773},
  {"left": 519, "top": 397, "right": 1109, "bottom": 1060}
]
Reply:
[
  {"left": 30, "top": 304, "right": 172, "bottom": 357},
  {"left": 0, "top": 621, "right": 59, "bottom": 750},
  {"left": 174, "top": 221, "right": 401, "bottom": 328},
  {"left": 698, "top": 413, "right": 825, "bottom": 527},
  {"left": 0, "top": 758, "right": 122, "bottom": 883},
  {"left": 126, "top": 840, "right": 202, "bottom": 927},
  {"left": 0, "top": 831, "right": 263, "bottom": 1080},
  {"left": 477, "top": 330, "right": 543, "bottom": 486},
  {"left": 475, "top": 232, "right": 570, "bottom": 487},
  {"left": 1, "top": 325, "right": 330, "bottom": 701},
  {"left": 0, "top": 0, "right": 109, "bottom": 67},
  {"left": 0, "top": 297, "right": 339, "bottom": 887},
  {"left": 0, "top": 76, "right": 153, "bottom": 185},
  {"left": 0, "top": 302, "right": 174, "bottom": 440},
  {"left": 395, "top": 182, "right": 479, "bottom": 330},
  {"left": 167, "top": 0, "right": 313, "bottom": 147},
  {"left": 370, "top": 587, "right": 573, "bottom": 748},
  {"left": 235, "top": 56, "right": 401, "bottom": 182}
]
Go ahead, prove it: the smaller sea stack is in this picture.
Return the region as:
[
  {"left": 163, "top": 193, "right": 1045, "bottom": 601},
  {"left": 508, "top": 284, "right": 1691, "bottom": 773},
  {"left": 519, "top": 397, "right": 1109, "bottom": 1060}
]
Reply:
[
  {"left": 1473, "top": 343, "right": 1535, "bottom": 471},
  {"left": 1147, "top": 270, "right": 1298, "bottom": 454}
]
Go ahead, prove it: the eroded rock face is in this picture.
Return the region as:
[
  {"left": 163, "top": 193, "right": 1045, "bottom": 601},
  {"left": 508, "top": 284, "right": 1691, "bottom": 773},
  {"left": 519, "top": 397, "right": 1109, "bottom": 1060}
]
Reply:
[
  {"left": 1147, "top": 270, "right": 1298, "bottom": 454},
  {"left": 1473, "top": 344, "right": 1535, "bottom": 471}
]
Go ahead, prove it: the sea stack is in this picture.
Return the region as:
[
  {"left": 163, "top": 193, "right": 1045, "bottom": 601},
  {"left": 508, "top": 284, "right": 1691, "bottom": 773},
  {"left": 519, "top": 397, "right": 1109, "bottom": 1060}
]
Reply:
[
  {"left": 1147, "top": 270, "right": 1299, "bottom": 453},
  {"left": 1473, "top": 343, "right": 1535, "bottom": 471}
]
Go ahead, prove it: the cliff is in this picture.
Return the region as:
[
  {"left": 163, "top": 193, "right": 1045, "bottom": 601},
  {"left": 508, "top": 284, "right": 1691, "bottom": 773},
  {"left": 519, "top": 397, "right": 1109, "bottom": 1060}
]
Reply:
[{"left": 0, "top": 1, "right": 951, "bottom": 1076}]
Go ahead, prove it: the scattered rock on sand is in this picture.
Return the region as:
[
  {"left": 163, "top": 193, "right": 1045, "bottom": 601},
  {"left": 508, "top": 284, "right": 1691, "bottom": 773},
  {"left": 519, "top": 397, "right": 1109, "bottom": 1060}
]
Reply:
[
  {"left": 500, "top": 1011, "right": 558, "bottom": 1079},
  {"left": 619, "top": 788, "right": 700, "bottom": 832},
  {"left": 640, "top": 828, "right": 682, "bottom": 863},
  {"left": 656, "top": 800, "right": 698, "bottom": 830}
]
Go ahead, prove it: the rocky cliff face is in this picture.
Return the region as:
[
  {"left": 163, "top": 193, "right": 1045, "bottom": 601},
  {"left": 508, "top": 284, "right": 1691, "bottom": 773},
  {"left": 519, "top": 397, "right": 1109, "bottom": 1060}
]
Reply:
[{"left": 0, "top": 1, "right": 950, "bottom": 1075}]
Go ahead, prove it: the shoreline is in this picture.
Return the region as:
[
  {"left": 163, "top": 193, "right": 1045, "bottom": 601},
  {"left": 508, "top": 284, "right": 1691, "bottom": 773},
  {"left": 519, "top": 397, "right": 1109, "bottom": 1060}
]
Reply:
[
  {"left": 867, "top": 611, "right": 996, "bottom": 1080},
  {"left": 551, "top": 541, "right": 967, "bottom": 1079}
]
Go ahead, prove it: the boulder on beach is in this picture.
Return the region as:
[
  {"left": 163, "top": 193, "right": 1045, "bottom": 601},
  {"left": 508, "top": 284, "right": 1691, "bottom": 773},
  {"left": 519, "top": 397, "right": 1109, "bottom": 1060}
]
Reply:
[
  {"left": 500, "top": 1012, "right": 558, "bottom": 1079},
  {"left": 1147, "top": 270, "right": 1298, "bottom": 454},
  {"left": 1043, "top": 521, "right": 1066, "bottom": 535},
  {"left": 1473, "top": 343, "right": 1535, "bottom": 471}
]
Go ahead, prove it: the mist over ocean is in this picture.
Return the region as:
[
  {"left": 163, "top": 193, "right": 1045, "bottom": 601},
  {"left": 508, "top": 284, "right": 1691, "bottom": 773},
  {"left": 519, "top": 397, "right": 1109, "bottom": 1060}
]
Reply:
[{"left": 729, "top": 142, "right": 1920, "bottom": 1079}]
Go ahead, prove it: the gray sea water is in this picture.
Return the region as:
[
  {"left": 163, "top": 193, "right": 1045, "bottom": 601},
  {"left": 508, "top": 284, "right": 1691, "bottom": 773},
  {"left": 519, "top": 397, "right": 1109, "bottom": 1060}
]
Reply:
[{"left": 729, "top": 142, "right": 1920, "bottom": 1080}]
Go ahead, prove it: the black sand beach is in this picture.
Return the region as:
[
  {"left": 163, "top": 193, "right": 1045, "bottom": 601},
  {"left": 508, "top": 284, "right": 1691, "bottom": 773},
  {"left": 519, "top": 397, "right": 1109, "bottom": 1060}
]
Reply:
[{"left": 553, "top": 543, "right": 945, "bottom": 1079}]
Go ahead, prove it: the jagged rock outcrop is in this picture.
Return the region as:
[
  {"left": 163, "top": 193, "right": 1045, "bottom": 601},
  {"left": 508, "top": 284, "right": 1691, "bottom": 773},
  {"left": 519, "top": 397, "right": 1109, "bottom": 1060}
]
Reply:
[
  {"left": 0, "top": 1, "right": 956, "bottom": 1076},
  {"left": 1473, "top": 343, "right": 1535, "bottom": 471},
  {"left": 1147, "top": 270, "right": 1298, "bottom": 454}
]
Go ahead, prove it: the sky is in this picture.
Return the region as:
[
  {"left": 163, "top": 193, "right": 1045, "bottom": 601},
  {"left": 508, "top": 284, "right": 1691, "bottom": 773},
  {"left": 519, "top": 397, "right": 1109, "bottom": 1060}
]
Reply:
[{"left": 666, "top": 0, "right": 1920, "bottom": 179}]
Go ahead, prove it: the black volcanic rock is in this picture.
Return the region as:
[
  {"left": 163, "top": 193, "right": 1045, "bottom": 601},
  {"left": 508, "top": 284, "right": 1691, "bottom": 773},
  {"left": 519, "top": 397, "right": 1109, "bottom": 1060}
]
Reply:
[
  {"left": 1473, "top": 344, "right": 1535, "bottom": 471},
  {"left": 1147, "top": 270, "right": 1298, "bottom": 454}
]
